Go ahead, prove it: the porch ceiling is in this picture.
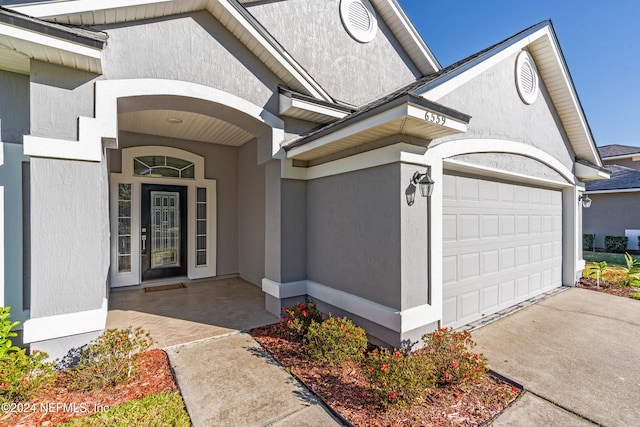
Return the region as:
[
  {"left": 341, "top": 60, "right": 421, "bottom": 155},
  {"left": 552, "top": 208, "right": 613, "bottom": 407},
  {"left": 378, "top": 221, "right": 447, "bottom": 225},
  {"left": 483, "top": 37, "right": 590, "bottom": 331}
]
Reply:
[{"left": 118, "top": 109, "right": 254, "bottom": 146}]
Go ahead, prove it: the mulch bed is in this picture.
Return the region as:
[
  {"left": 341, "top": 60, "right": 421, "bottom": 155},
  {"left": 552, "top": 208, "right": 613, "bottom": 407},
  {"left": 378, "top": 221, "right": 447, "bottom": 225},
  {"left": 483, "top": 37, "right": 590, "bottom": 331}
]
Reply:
[
  {"left": 1, "top": 349, "right": 178, "bottom": 427},
  {"left": 250, "top": 325, "right": 519, "bottom": 427},
  {"left": 577, "top": 277, "right": 640, "bottom": 299}
]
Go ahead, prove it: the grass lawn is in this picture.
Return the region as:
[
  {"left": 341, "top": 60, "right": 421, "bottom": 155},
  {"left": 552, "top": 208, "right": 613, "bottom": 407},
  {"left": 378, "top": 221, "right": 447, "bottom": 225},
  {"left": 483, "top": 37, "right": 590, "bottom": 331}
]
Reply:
[
  {"left": 583, "top": 251, "right": 631, "bottom": 267},
  {"left": 63, "top": 391, "right": 191, "bottom": 426}
]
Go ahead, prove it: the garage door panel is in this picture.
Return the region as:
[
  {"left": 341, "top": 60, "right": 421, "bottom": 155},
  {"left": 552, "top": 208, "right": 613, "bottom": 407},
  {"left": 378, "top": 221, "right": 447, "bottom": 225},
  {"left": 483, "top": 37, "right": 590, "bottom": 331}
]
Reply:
[
  {"left": 442, "top": 296, "right": 457, "bottom": 325},
  {"left": 443, "top": 173, "right": 563, "bottom": 329},
  {"left": 500, "top": 280, "right": 515, "bottom": 303},
  {"left": 481, "top": 285, "right": 499, "bottom": 311}
]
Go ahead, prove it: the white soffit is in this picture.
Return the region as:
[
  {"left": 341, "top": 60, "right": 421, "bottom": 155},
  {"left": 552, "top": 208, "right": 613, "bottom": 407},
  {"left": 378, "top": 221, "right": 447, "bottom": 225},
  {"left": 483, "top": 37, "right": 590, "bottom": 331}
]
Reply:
[
  {"left": 9, "top": 0, "right": 332, "bottom": 101},
  {"left": 118, "top": 109, "right": 254, "bottom": 146},
  {"left": 575, "top": 161, "right": 610, "bottom": 181},
  {"left": 286, "top": 103, "right": 467, "bottom": 161},
  {"left": 419, "top": 25, "right": 601, "bottom": 167},
  {"left": 279, "top": 93, "right": 350, "bottom": 124},
  {"left": 0, "top": 22, "right": 102, "bottom": 74}
]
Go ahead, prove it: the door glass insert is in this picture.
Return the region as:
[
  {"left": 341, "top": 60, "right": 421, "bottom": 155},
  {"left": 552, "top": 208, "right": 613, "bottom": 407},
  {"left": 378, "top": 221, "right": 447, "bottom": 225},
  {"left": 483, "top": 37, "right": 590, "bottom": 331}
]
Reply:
[
  {"left": 117, "top": 184, "right": 132, "bottom": 273},
  {"left": 196, "top": 187, "right": 207, "bottom": 266},
  {"left": 150, "top": 191, "right": 181, "bottom": 268}
]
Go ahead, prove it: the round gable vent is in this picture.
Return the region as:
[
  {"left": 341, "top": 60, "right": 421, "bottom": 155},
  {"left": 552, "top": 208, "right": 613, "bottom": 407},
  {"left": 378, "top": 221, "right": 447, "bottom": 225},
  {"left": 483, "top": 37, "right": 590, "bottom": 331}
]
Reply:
[
  {"left": 515, "top": 50, "right": 539, "bottom": 104},
  {"left": 340, "top": 0, "right": 377, "bottom": 43}
]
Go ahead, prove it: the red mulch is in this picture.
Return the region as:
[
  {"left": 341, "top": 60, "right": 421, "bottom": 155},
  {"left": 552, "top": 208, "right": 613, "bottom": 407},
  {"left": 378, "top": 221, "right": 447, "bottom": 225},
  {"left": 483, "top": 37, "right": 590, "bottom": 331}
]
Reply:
[
  {"left": 1, "top": 349, "right": 178, "bottom": 427},
  {"left": 250, "top": 325, "right": 519, "bottom": 427},
  {"left": 577, "top": 277, "right": 640, "bottom": 299}
]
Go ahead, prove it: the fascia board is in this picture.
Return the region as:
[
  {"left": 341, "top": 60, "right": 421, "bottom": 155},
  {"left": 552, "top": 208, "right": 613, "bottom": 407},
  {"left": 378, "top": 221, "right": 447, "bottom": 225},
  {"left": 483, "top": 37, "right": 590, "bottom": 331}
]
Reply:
[
  {"left": 0, "top": 22, "right": 102, "bottom": 73},
  {"left": 9, "top": 0, "right": 163, "bottom": 17},
  {"left": 584, "top": 188, "right": 640, "bottom": 195},
  {"left": 11, "top": 0, "right": 333, "bottom": 102},
  {"left": 0, "top": 22, "right": 101, "bottom": 59},
  {"left": 286, "top": 103, "right": 411, "bottom": 158},
  {"left": 420, "top": 25, "right": 601, "bottom": 168},
  {"left": 369, "top": 0, "right": 440, "bottom": 73}
]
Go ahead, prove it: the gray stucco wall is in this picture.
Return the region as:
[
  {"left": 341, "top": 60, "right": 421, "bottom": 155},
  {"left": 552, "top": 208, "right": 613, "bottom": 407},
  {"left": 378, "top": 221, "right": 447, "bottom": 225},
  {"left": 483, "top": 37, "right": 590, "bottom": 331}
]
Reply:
[
  {"left": 399, "top": 163, "right": 429, "bottom": 310},
  {"left": 115, "top": 132, "right": 240, "bottom": 276},
  {"left": 238, "top": 139, "right": 265, "bottom": 286},
  {"left": 246, "top": 0, "right": 421, "bottom": 106},
  {"left": 582, "top": 192, "right": 640, "bottom": 249},
  {"left": 0, "top": 70, "right": 29, "bottom": 323},
  {"left": 29, "top": 61, "right": 100, "bottom": 141},
  {"left": 450, "top": 153, "right": 569, "bottom": 184},
  {"left": 434, "top": 51, "right": 575, "bottom": 171},
  {"left": 280, "top": 179, "right": 307, "bottom": 283},
  {"left": 98, "top": 11, "right": 282, "bottom": 113},
  {"left": 29, "top": 156, "right": 109, "bottom": 317},
  {"left": 307, "top": 163, "right": 401, "bottom": 309},
  {"left": 0, "top": 70, "right": 29, "bottom": 143}
]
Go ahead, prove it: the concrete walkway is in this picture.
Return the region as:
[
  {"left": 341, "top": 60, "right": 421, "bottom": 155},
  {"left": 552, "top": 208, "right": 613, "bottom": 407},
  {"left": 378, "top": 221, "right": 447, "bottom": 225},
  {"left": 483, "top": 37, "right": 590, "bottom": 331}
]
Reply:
[
  {"left": 472, "top": 287, "right": 640, "bottom": 426},
  {"left": 167, "top": 333, "right": 343, "bottom": 427}
]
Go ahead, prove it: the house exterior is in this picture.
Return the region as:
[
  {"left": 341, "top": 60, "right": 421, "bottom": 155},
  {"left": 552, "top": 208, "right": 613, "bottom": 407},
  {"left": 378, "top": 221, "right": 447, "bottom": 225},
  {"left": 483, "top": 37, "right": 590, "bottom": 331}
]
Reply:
[
  {"left": 583, "top": 144, "right": 640, "bottom": 250},
  {"left": 0, "top": 0, "right": 606, "bottom": 358}
]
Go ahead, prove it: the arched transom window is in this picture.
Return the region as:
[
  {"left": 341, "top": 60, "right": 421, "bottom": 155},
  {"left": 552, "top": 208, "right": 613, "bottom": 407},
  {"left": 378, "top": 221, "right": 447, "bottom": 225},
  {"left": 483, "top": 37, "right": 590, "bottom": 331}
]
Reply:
[{"left": 133, "top": 156, "right": 195, "bottom": 179}]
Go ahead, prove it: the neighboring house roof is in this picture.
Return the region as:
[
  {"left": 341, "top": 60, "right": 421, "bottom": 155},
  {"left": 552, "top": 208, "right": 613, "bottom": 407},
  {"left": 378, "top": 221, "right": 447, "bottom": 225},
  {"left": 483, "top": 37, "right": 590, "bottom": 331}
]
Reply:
[
  {"left": 585, "top": 164, "right": 640, "bottom": 192},
  {"left": 0, "top": 6, "right": 106, "bottom": 74},
  {"left": 598, "top": 144, "right": 640, "bottom": 159}
]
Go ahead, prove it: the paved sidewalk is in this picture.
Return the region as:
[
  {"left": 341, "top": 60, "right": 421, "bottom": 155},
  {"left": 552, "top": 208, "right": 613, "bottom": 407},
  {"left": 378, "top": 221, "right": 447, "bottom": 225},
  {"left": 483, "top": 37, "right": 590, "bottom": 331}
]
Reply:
[
  {"left": 472, "top": 288, "right": 640, "bottom": 426},
  {"left": 167, "top": 333, "right": 343, "bottom": 427}
]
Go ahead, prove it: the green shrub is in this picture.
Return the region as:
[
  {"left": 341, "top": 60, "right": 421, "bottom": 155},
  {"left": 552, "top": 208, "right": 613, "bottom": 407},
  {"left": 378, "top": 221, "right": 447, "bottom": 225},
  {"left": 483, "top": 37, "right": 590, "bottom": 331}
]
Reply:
[
  {"left": 604, "top": 236, "right": 628, "bottom": 253},
  {"left": 365, "top": 348, "right": 435, "bottom": 408},
  {"left": 69, "top": 327, "right": 154, "bottom": 390},
  {"left": 0, "top": 348, "right": 55, "bottom": 403},
  {"left": 632, "top": 291, "right": 640, "bottom": 300},
  {"left": 0, "top": 306, "right": 21, "bottom": 360},
  {"left": 583, "top": 234, "right": 595, "bottom": 251},
  {"left": 305, "top": 315, "right": 367, "bottom": 366},
  {"left": 280, "top": 299, "right": 323, "bottom": 339},
  {"left": 421, "top": 328, "right": 487, "bottom": 386}
]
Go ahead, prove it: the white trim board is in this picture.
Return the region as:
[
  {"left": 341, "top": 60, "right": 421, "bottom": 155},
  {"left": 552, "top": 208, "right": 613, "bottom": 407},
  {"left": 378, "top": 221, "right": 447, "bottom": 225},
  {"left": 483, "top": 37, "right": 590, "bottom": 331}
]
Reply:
[
  {"left": 262, "top": 278, "right": 439, "bottom": 333},
  {"left": 584, "top": 188, "right": 640, "bottom": 194},
  {"left": 24, "top": 79, "right": 285, "bottom": 162},
  {"left": 23, "top": 298, "right": 108, "bottom": 343}
]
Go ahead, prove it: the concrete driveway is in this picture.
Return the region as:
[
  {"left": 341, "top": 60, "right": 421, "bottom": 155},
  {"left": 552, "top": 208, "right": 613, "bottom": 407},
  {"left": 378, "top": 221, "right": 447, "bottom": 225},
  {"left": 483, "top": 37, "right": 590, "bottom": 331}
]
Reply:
[{"left": 471, "top": 288, "right": 640, "bottom": 426}]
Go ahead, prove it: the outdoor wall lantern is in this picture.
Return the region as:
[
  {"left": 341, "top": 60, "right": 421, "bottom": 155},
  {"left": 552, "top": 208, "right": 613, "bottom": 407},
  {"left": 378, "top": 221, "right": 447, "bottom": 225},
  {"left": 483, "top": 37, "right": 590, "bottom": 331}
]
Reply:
[
  {"left": 579, "top": 194, "right": 592, "bottom": 208},
  {"left": 412, "top": 171, "right": 435, "bottom": 198}
]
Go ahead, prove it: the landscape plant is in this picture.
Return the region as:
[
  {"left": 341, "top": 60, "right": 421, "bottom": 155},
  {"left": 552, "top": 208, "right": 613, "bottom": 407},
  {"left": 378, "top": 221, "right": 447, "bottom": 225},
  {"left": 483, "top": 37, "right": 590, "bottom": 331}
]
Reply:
[
  {"left": 69, "top": 327, "right": 154, "bottom": 390},
  {"left": 280, "top": 299, "right": 323, "bottom": 339},
  {"left": 365, "top": 348, "right": 435, "bottom": 407},
  {"left": 604, "top": 235, "right": 628, "bottom": 253},
  {"left": 0, "top": 306, "right": 21, "bottom": 360},
  {"left": 0, "top": 348, "right": 55, "bottom": 404},
  {"left": 420, "top": 327, "right": 487, "bottom": 386},
  {"left": 305, "top": 315, "right": 368, "bottom": 365},
  {"left": 583, "top": 233, "right": 595, "bottom": 251}
]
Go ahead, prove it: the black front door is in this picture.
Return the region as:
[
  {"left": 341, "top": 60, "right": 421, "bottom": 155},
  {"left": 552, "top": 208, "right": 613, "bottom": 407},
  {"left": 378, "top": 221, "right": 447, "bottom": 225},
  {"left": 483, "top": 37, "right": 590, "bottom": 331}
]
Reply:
[{"left": 141, "top": 184, "right": 188, "bottom": 281}]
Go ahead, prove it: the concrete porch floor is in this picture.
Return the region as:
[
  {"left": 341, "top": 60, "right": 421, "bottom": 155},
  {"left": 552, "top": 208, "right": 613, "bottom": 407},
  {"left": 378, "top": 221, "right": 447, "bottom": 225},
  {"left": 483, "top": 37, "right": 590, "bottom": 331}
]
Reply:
[{"left": 106, "top": 277, "right": 279, "bottom": 348}]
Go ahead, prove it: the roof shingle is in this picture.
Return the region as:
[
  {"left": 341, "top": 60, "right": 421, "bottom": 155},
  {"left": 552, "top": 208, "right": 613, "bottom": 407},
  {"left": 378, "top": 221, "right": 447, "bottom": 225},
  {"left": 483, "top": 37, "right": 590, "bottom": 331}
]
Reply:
[{"left": 598, "top": 144, "right": 640, "bottom": 158}]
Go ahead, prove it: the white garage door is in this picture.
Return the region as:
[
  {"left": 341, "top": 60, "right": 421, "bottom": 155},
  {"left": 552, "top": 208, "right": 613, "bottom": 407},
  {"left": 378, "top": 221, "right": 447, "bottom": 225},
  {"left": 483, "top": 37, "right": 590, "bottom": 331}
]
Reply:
[{"left": 442, "top": 172, "right": 563, "bottom": 329}]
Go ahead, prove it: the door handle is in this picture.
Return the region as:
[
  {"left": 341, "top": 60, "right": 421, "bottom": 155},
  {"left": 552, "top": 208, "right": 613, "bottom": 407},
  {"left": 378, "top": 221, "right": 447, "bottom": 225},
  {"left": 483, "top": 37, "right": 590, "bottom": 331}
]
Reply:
[{"left": 141, "top": 234, "right": 147, "bottom": 251}]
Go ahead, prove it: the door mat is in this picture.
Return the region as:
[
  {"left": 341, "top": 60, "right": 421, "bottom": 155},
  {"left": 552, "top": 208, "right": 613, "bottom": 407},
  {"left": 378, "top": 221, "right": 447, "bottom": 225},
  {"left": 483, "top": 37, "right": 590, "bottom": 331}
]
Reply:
[{"left": 144, "top": 283, "right": 187, "bottom": 293}]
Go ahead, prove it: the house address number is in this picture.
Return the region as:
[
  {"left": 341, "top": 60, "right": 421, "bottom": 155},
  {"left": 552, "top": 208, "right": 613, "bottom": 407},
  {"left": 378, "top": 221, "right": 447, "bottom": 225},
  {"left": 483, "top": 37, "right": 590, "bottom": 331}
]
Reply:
[{"left": 425, "top": 111, "right": 446, "bottom": 125}]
